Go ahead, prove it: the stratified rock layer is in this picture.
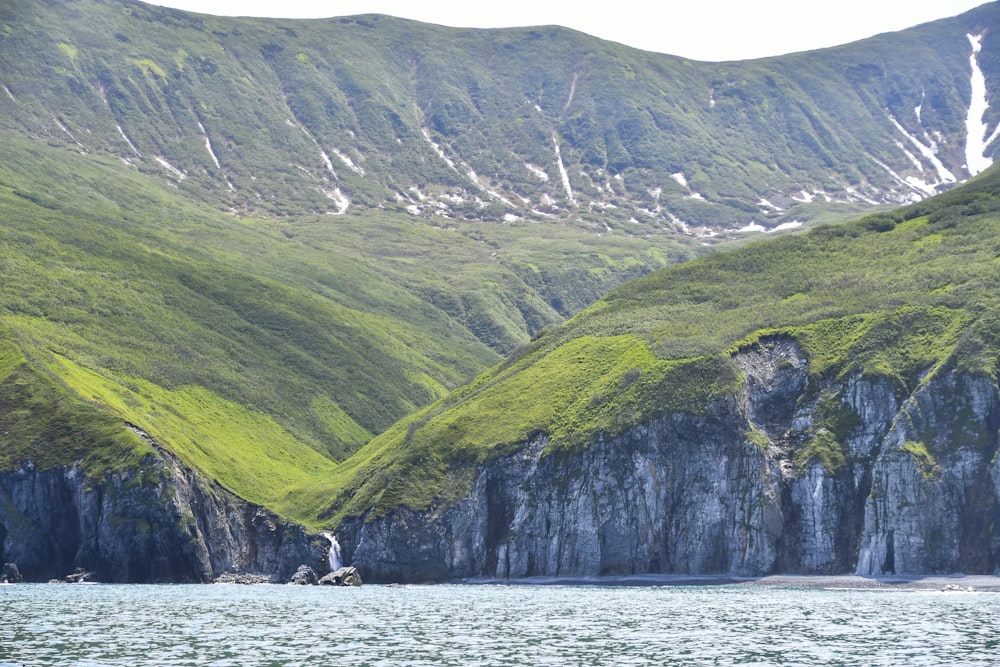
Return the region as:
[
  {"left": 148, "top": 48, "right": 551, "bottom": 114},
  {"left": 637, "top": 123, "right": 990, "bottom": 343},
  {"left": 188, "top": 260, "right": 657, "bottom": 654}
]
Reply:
[
  {"left": 0, "top": 448, "right": 326, "bottom": 583},
  {"left": 341, "top": 339, "right": 1000, "bottom": 582}
]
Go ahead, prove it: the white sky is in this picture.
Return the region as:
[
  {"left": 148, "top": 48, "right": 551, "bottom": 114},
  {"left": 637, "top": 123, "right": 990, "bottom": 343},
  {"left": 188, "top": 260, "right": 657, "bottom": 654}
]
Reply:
[{"left": 147, "top": 0, "right": 987, "bottom": 61}]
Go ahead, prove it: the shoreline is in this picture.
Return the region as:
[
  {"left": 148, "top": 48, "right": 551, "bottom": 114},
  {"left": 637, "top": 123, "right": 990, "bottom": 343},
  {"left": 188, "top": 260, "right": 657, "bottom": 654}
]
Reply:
[{"left": 458, "top": 573, "right": 1000, "bottom": 591}]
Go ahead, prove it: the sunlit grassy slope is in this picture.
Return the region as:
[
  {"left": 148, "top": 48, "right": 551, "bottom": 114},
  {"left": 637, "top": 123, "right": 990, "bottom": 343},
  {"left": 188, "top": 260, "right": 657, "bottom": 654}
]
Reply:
[
  {"left": 0, "top": 131, "right": 679, "bottom": 512},
  {"left": 300, "top": 165, "right": 1000, "bottom": 528}
]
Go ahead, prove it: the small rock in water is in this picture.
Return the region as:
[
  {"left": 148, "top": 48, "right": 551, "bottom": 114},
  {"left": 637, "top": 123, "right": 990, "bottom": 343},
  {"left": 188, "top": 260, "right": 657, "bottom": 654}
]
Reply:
[
  {"left": 318, "top": 566, "right": 363, "bottom": 587},
  {"left": 290, "top": 564, "right": 318, "bottom": 585}
]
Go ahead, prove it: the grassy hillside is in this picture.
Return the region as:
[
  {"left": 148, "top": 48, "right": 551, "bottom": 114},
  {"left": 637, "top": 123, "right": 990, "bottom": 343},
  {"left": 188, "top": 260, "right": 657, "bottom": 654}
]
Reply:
[
  {"left": 0, "top": 128, "right": 682, "bottom": 511},
  {"left": 1, "top": 0, "right": 993, "bottom": 231},
  {"left": 305, "top": 164, "right": 1000, "bottom": 527},
  {"left": 2, "top": 0, "right": 998, "bottom": 528}
]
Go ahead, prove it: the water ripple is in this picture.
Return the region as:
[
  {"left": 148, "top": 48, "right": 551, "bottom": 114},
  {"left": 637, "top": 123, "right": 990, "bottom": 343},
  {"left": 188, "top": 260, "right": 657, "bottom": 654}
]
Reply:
[{"left": 2, "top": 584, "right": 998, "bottom": 665}]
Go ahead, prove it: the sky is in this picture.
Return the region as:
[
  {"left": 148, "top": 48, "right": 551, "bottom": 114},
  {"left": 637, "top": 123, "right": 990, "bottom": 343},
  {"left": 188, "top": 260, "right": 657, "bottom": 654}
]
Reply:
[{"left": 147, "top": 0, "right": 989, "bottom": 61}]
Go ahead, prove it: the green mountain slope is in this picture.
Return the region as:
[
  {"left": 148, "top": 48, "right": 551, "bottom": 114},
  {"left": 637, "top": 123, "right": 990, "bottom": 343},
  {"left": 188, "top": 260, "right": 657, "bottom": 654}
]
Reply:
[
  {"left": 308, "top": 163, "right": 1000, "bottom": 528},
  {"left": 1, "top": 0, "right": 996, "bottom": 232},
  {"left": 1, "top": 0, "right": 999, "bottom": 533}
]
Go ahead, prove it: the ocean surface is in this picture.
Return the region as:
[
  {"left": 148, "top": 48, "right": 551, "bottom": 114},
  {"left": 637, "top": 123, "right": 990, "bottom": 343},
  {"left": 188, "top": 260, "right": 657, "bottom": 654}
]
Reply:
[{"left": 2, "top": 581, "right": 998, "bottom": 665}]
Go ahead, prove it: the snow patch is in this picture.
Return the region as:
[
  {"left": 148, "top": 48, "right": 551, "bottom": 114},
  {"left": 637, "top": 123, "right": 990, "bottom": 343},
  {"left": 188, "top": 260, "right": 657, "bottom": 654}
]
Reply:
[
  {"left": 503, "top": 213, "right": 520, "bottom": 222},
  {"left": 155, "top": 156, "right": 186, "bottom": 180},
  {"left": 421, "top": 127, "right": 457, "bottom": 171},
  {"left": 552, "top": 135, "right": 575, "bottom": 203},
  {"left": 406, "top": 204, "right": 421, "bottom": 215},
  {"left": 895, "top": 141, "right": 924, "bottom": 171},
  {"left": 771, "top": 220, "right": 804, "bottom": 232},
  {"left": 300, "top": 127, "right": 337, "bottom": 177},
  {"left": 332, "top": 148, "right": 365, "bottom": 176},
  {"left": 844, "top": 185, "right": 880, "bottom": 206},
  {"left": 888, "top": 114, "right": 956, "bottom": 185},
  {"left": 525, "top": 163, "right": 550, "bottom": 181},
  {"left": 791, "top": 191, "right": 814, "bottom": 203},
  {"left": 737, "top": 221, "right": 767, "bottom": 233},
  {"left": 56, "top": 119, "right": 86, "bottom": 151},
  {"left": 3, "top": 85, "right": 15, "bottom": 102},
  {"left": 323, "top": 187, "right": 350, "bottom": 214},
  {"left": 686, "top": 192, "right": 705, "bottom": 200},
  {"left": 870, "top": 155, "right": 934, "bottom": 197},
  {"left": 758, "top": 198, "right": 783, "bottom": 212},
  {"left": 670, "top": 172, "right": 688, "bottom": 188},
  {"left": 964, "top": 34, "right": 1000, "bottom": 176},
  {"left": 198, "top": 122, "right": 222, "bottom": 170},
  {"left": 116, "top": 125, "right": 141, "bottom": 157}
]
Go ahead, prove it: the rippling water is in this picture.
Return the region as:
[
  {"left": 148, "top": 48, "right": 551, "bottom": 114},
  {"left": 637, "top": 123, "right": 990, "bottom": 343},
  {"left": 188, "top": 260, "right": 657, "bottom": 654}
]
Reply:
[{"left": 3, "top": 583, "right": 998, "bottom": 665}]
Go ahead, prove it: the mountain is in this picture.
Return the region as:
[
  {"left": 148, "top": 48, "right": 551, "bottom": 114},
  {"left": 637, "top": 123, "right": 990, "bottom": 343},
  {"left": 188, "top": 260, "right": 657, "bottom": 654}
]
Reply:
[
  {"left": 2, "top": 0, "right": 1000, "bottom": 581},
  {"left": 4, "top": 1, "right": 1000, "bottom": 230},
  {"left": 315, "top": 165, "right": 1000, "bottom": 582}
]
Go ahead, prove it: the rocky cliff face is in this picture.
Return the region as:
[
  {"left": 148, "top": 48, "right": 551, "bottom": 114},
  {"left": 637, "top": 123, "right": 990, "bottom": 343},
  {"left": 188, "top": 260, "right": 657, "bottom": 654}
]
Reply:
[
  {"left": 342, "top": 338, "right": 1000, "bottom": 582},
  {"left": 0, "top": 440, "right": 327, "bottom": 583}
]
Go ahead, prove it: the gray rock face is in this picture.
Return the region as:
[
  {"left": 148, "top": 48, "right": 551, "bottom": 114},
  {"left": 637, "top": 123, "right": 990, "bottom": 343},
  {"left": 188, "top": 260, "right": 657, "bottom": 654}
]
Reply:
[
  {"left": 0, "top": 446, "right": 326, "bottom": 583},
  {"left": 343, "top": 339, "right": 1000, "bottom": 582},
  {"left": 318, "top": 566, "right": 363, "bottom": 586},
  {"left": 1, "top": 562, "right": 20, "bottom": 583},
  {"left": 290, "top": 564, "right": 318, "bottom": 585}
]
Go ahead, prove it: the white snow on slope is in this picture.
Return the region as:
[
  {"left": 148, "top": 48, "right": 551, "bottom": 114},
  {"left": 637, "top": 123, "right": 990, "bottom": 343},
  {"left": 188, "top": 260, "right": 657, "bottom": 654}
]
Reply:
[
  {"left": 869, "top": 155, "right": 935, "bottom": 197},
  {"left": 299, "top": 126, "right": 337, "bottom": 177},
  {"left": 964, "top": 34, "right": 1000, "bottom": 176},
  {"left": 323, "top": 187, "right": 350, "bottom": 214},
  {"left": 117, "top": 125, "right": 141, "bottom": 157},
  {"left": 421, "top": 127, "right": 457, "bottom": 171},
  {"left": 888, "top": 114, "right": 956, "bottom": 186},
  {"left": 552, "top": 135, "right": 575, "bottom": 203},
  {"left": 525, "top": 163, "right": 550, "bottom": 181},
  {"left": 155, "top": 156, "right": 186, "bottom": 180},
  {"left": 895, "top": 141, "right": 923, "bottom": 171},
  {"left": 670, "top": 172, "right": 688, "bottom": 188},
  {"left": 737, "top": 220, "right": 803, "bottom": 234},
  {"left": 3, "top": 86, "right": 15, "bottom": 102},
  {"left": 198, "top": 122, "right": 222, "bottom": 170},
  {"left": 56, "top": 119, "right": 86, "bottom": 151},
  {"left": 332, "top": 148, "right": 365, "bottom": 177}
]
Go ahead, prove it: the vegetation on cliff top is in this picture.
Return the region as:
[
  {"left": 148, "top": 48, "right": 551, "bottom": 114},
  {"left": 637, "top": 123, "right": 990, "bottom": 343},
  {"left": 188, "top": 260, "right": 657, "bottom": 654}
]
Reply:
[{"left": 305, "top": 164, "right": 1000, "bottom": 526}]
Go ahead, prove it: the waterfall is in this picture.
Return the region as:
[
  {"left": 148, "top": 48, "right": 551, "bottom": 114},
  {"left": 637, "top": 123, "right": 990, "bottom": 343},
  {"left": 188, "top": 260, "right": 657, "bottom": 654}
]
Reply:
[{"left": 322, "top": 532, "right": 343, "bottom": 571}]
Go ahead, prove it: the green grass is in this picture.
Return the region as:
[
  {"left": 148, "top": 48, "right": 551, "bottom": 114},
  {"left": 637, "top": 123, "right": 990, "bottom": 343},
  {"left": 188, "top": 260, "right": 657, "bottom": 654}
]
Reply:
[
  {"left": 47, "top": 352, "right": 337, "bottom": 513},
  {"left": 304, "top": 164, "right": 1000, "bottom": 524}
]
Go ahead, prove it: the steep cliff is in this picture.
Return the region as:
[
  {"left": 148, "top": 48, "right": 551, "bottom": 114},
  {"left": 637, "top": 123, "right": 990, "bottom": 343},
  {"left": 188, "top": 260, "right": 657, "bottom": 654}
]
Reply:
[
  {"left": 319, "top": 167, "right": 1000, "bottom": 583},
  {"left": 0, "top": 438, "right": 328, "bottom": 583},
  {"left": 340, "top": 338, "right": 1000, "bottom": 582}
]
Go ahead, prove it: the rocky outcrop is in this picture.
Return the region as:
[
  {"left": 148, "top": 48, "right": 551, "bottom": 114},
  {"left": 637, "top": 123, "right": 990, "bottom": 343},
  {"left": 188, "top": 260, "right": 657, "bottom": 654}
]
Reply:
[
  {"left": 0, "top": 445, "right": 327, "bottom": 583},
  {"left": 342, "top": 338, "right": 1000, "bottom": 582},
  {"left": 318, "top": 566, "right": 363, "bottom": 586},
  {"left": 290, "top": 564, "right": 319, "bottom": 585},
  {"left": 1, "top": 562, "right": 20, "bottom": 583}
]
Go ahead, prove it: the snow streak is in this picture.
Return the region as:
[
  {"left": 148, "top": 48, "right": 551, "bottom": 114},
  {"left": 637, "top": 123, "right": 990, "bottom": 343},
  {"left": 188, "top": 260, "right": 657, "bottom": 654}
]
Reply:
[{"left": 964, "top": 34, "right": 1000, "bottom": 176}]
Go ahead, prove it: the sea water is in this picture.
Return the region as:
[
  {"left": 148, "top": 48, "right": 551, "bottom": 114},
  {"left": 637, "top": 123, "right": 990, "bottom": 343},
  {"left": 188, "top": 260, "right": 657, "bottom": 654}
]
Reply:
[{"left": 2, "top": 583, "right": 998, "bottom": 665}]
